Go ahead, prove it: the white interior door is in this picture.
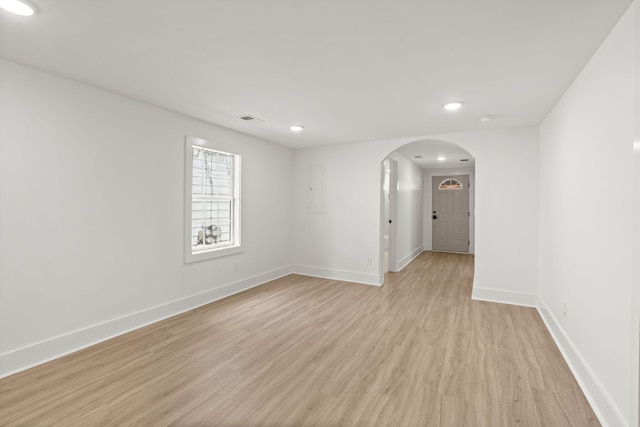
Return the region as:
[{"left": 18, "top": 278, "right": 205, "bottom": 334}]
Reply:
[{"left": 432, "top": 175, "right": 469, "bottom": 253}]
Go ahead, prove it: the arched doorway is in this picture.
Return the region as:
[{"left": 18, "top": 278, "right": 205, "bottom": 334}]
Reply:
[{"left": 380, "top": 139, "right": 475, "bottom": 280}]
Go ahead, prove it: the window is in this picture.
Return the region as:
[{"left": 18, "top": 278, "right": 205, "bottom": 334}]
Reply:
[
  {"left": 438, "top": 178, "right": 462, "bottom": 190},
  {"left": 184, "top": 136, "right": 241, "bottom": 263}
]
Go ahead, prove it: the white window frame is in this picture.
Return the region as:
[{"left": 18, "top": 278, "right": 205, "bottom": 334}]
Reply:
[{"left": 184, "top": 136, "right": 242, "bottom": 263}]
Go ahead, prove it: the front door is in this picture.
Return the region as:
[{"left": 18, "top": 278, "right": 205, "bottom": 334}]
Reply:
[{"left": 432, "top": 175, "right": 469, "bottom": 252}]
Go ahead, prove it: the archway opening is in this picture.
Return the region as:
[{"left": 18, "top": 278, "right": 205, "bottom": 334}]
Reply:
[{"left": 380, "top": 139, "right": 475, "bottom": 281}]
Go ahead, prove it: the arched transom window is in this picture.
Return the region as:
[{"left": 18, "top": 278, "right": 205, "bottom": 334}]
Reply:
[{"left": 438, "top": 178, "right": 463, "bottom": 190}]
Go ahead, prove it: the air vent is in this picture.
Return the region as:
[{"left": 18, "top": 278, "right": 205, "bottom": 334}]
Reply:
[
  {"left": 239, "top": 115, "right": 265, "bottom": 124},
  {"left": 414, "top": 155, "right": 423, "bottom": 159},
  {"left": 460, "top": 158, "right": 469, "bottom": 162}
]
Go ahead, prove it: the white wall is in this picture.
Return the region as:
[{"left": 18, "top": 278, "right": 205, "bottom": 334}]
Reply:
[
  {"left": 0, "top": 60, "right": 294, "bottom": 377},
  {"left": 538, "top": 4, "right": 636, "bottom": 425},
  {"left": 292, "top": 142, "right": 387, "bottom": 285},
  {"left": 633, "top": 5, "right": 640, "bottom": 427},
  {"left": 423, "top": 167, "right": 475, "bottom": 253},
  {"left": 388, "top": 152, "right": 423, "bottom": 271},
  {"left": 292, "top": 126, "right": 539, "bottom": 297},
  {"left": 432, "top": 128, "right": 539, "bottom": 306}
]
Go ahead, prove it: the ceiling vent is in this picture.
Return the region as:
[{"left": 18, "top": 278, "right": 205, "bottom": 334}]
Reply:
[
  {"left": 239, "top": 115, "right": 265, "bottom": 124},
  {"left": 460, "top": 158, "right": 470, "bottom": 162}
]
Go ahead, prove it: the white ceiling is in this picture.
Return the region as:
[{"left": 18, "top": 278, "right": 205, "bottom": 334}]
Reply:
[
  {"left": 0, "top": 0, "right": 632, "bottom": 149},
  {"left": 396, "top": 140, "right": 475, "bottom": 170}
]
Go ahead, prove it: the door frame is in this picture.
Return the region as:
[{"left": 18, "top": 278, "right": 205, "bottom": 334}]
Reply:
[
  {"left": 423, "top": 168, "right": 475, "bottom": 254},
  {"left": 379, "top": 158, "right": 399, "bottom": 280},
  {"left": 388, "top": 159, "right": 398, "bottom": 272}
]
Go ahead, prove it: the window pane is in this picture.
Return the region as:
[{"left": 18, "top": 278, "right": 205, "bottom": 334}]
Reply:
[
  {"left": 189, "top": 142, "right": 239, "bottom": 256},
  {"left": 192, "top": 197, "right": 232, "bottom": 250},
  {"left": 439, "top": 178, "right": 462, "bottom": 190},
  {"left": 192, "top": 148, "right": 204, "bottom": 195},
  {"left": 200, "top": 150, "right": 233, "bottom": 197}
]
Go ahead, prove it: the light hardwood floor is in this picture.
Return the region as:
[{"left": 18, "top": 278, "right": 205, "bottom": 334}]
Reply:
[{"left": 0, "top": 252, "right": 599, "bottom": 426}]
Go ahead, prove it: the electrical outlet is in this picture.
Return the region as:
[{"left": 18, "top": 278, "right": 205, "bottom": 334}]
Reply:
[
  {"left": 562, "top": 301, "right": 567, "bottom": 318},
  {"left": 367, "top": 257, "right": 373, "bottom": 265}
]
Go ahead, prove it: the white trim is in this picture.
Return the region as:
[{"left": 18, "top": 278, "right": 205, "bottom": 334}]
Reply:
[
  {"left": 188, "top": 244, "right": 243, "bottom": 262},
  {"left": 292, "top": 265, "right": 383, "bottom": 286},
  {"left": 0, "top": 266, "right": 292, "bottom": 379},
  {"left": 388, "top": 158, "right": 399, "bottom": 272},
  {"left": 396, "top": 246, "right": 424, "bottom": 271},
  {"left": 379, "top": 161, "right": 389, "bottom": 280},
  {"left": 471, "top": 286, "right": 538, "bottom": 307},
  {"left": 537, "top": 296, "right": 627, "bottom": 427}
]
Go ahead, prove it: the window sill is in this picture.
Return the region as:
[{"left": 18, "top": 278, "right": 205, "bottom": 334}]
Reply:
[{"left": 185, "top": 245, "right": 243, "bottom": 263}]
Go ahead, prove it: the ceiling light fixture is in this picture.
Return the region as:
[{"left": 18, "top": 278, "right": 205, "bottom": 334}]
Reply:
[
  {"left": 443, "top": 102, "right": 463, "bottom": 111},
  {"left": 289, "top": 125, "right": 304, "bottom": 132},
  {"left": 0, "top": 0, "right": 35, "bottom": 16},
  {"left": 437, "top": 156, "right": 446, "bottom": 161},
  {"left": 480, "top": 115, "right": 495, "bottom": 122}
]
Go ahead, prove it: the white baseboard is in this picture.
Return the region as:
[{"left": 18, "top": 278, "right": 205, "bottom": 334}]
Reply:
[
  {"left": 291, "top": 265, "right": 382, "bottom": 286},
  {"left": 471, "top": 286, "right": 538, "bottom": 307},
  {"left": 396, "top": 246, "right": 424, "bottom": 271},
  {"left": 5, "top": 266, "right": 624, "bottom": 427},
  {"left": 472, "top": 289, "right": 627, "bottom": 426},
  {"left": 0, "top": 266, "right": 293, "bottom": 379},
  {"left": 537, "top": 297, "right": 626, "bottom": 427}
]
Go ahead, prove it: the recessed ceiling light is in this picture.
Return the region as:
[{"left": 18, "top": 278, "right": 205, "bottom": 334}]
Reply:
[
  {"left": 443, "top": 102, "right": 463, "bottom": 111},
  {"left": 0, "top": 0, "right": 35, "bottom": 16},
  {"left": 480, "top": 115, "right": 495, "bottom": 122},
  {"left": 289, "top": 125, "right": 304, "bottom": 132},
  {"left": 437, "top": 156, "right": 446, "bottom": 161}
]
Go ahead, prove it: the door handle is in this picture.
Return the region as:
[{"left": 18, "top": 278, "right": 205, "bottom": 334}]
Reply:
[{"left": 432, "top": 215, "right": 438, "bottom": 219}]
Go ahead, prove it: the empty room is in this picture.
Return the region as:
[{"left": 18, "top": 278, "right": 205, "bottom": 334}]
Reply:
[{"left": 1, "top": 0, "right": 639, "bottom": 426}]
